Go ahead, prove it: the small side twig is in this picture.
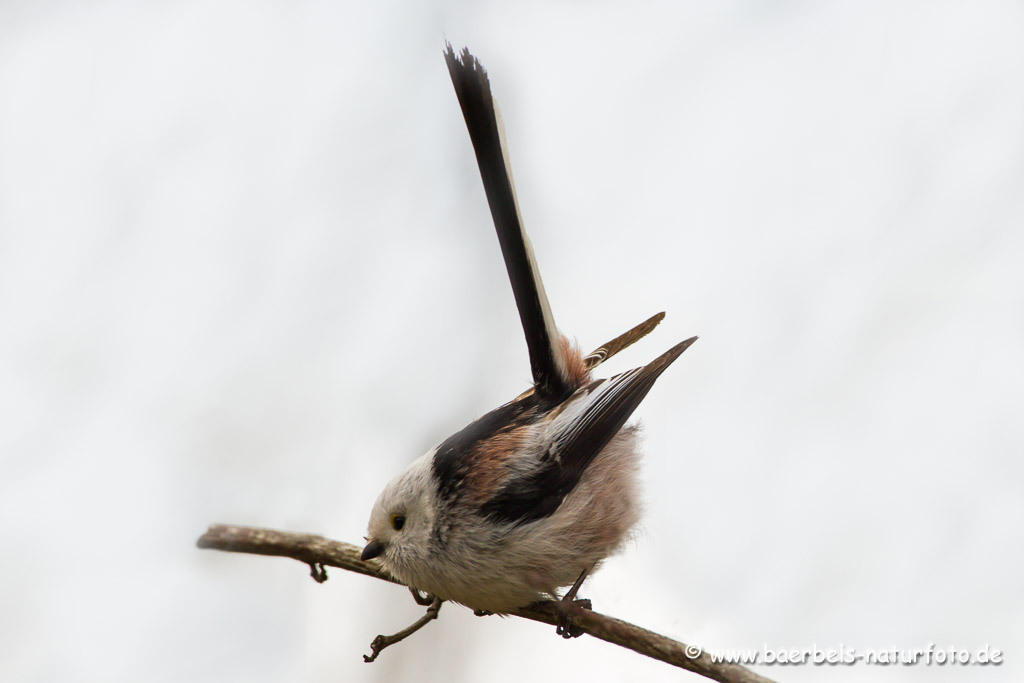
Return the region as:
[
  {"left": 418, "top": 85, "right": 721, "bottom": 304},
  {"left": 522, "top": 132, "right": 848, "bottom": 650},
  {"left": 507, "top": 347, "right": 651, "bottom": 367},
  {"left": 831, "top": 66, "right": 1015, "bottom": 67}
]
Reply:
[
  {"left": 309, "top": 562, "right": 328, "bottom": 583},
  {"left": 197, "top": 524, "right": 776, "bottom": 683},
  {"left": 363, "top": 596, "right": 443, "bottom": 662}
]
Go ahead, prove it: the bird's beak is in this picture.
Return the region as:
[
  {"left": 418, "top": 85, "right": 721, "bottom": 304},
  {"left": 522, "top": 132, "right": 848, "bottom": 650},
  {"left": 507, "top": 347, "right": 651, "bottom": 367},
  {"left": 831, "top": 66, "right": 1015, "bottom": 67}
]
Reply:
[{"left": 361, "top": 539, "right": 385, "bottom": 561}]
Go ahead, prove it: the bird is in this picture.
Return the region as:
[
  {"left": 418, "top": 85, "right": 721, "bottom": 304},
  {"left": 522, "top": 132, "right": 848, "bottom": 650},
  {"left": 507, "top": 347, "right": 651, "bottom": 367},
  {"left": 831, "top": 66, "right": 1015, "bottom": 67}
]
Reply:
[{"left": 361, "top": 44, "right": 697, "bottom": 637}]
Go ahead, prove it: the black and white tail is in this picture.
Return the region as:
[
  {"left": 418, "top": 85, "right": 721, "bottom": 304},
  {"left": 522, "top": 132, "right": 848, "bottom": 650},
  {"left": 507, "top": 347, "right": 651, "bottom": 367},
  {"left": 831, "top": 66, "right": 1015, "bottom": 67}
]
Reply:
[{"left": 444, "top": 44, "right": 575, "bottom": 400}]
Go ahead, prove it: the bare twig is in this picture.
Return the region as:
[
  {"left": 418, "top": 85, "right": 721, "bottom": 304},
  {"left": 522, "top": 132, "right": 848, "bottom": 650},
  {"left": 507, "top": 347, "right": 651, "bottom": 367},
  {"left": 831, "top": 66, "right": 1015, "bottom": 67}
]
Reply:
[
  {"left": 363, "top": 596, "right": 443, "bottom": 662},
  {"left": 197, "top": 524, "right": 776, "bottom": 683}
]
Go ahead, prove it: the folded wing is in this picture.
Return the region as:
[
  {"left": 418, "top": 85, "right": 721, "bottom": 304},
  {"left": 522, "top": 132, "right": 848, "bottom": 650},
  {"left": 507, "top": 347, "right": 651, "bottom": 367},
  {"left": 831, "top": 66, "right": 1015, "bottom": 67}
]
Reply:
[{"left": 480, "top": 336, "right": 698, "bottom": 525}]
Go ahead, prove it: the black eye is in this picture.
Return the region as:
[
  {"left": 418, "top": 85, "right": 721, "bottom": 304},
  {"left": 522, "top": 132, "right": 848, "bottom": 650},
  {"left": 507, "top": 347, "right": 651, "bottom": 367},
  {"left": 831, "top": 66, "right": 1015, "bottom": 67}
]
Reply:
[{"left": 390, "top": 514, "right": 406, "bottom": 531}]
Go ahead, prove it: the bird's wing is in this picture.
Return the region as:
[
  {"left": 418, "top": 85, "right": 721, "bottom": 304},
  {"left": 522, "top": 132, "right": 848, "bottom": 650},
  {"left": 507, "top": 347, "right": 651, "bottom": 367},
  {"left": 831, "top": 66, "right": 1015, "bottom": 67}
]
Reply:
[
  {"left": 479, "top": 336, "right": 698, "bottom": 525},
  {"left": 444, "top": 44, "right": 576, "bottom": 399}
]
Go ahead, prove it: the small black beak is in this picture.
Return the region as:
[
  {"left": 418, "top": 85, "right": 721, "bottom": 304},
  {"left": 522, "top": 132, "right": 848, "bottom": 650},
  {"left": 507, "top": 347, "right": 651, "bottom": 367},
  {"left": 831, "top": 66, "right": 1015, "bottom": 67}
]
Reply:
[{"left": 361, "top": 539, "right": 385, "bottom": 561}]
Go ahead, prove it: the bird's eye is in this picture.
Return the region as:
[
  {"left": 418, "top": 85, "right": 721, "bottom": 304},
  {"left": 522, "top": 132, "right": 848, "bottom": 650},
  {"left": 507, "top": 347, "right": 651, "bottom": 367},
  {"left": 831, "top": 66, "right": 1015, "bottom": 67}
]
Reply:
[{"left": 390, "top": 514, "right": 406, "bottom": 531}]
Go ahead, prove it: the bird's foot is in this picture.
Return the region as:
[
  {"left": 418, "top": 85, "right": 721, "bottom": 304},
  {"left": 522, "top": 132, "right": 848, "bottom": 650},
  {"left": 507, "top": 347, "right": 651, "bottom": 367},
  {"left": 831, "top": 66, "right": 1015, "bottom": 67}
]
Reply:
[
  {"left": 554, "top": 566, "right": 592, "bottom": 638},
  {"left": 554, "top": 596, "right": 591, "bottom": 639}
]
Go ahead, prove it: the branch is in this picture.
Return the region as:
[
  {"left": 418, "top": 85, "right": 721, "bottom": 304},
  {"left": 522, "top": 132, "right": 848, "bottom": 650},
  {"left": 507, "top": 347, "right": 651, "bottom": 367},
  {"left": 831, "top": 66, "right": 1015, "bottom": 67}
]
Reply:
[
  {"left": 197, "top": 524, "right": 776, "bottom": 683},
  {"left": 363, "top": 595, "right": 443, "bottom": 662}
]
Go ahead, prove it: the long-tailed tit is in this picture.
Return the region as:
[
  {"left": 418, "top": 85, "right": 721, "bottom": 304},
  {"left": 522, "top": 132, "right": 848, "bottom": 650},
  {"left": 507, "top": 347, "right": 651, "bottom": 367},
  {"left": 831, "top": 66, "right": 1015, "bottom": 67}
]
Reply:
[{"left": 361, "top": 45, "right": 697, "bottom": 636}]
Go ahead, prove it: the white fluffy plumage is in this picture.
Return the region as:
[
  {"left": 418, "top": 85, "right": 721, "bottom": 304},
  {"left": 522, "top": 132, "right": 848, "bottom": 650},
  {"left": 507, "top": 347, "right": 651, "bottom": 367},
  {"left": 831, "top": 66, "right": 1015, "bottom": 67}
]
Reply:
[{"left": 366, "top": 408, "right": 642, "bottom": 613}]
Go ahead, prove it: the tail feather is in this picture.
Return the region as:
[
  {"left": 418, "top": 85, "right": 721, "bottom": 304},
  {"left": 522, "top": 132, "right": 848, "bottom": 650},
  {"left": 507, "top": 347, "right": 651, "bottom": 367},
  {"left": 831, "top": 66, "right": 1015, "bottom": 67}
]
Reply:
[
  {"left": 584, "top": 312, "right": 666, "bottom": 369},
  {"left": 445, "top": 44, "right": 576, "bottom": 399}
]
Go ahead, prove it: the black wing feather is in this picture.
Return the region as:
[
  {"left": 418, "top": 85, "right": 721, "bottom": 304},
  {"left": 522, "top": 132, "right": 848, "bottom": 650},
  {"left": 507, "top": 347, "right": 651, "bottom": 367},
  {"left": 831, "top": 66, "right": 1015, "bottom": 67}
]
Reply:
[{"left": 481, "top": 336, "right": 698, "bottom": 525}]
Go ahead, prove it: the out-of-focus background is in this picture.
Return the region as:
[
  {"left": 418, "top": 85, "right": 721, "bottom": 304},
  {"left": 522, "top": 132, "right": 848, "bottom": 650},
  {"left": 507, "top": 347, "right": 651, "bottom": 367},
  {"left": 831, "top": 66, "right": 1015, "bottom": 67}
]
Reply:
[{"left": 1, "top": 2, "right": 1022, "bottom": 682}]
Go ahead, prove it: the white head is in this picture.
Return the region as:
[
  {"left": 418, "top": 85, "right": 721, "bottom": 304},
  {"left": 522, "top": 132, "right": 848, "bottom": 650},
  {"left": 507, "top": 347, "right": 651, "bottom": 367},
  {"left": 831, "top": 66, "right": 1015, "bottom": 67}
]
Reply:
[{"left": 361, "top": 452, "right": 439, "bottom": 578}]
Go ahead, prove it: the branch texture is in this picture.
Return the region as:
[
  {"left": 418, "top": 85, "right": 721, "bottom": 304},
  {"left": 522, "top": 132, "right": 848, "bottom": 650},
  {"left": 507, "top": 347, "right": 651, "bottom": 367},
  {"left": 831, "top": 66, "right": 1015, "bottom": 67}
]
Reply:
[{"left": 197, "top": 524, "right": 775, "bottom": 683}]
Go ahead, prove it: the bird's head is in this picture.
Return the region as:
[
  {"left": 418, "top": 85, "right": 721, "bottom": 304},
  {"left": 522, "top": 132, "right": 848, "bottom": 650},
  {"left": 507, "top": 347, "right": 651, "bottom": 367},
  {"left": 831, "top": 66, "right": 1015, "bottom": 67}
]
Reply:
[{"left": 362, "top": 452, "right": 438, "bottom": 575}]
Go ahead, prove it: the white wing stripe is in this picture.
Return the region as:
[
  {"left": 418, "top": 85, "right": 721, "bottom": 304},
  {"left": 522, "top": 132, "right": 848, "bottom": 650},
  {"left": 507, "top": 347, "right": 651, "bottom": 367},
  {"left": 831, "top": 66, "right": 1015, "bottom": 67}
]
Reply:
[{"left": 549, "top": 369, "right": 642, "bottom": 449}]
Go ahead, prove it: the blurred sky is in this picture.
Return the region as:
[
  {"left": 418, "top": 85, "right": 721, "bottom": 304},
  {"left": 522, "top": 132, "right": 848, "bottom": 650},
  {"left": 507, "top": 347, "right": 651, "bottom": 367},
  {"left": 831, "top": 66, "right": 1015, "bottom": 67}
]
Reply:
[{"left": 1, "top": 1, "right": 1022, "bottom": 682}]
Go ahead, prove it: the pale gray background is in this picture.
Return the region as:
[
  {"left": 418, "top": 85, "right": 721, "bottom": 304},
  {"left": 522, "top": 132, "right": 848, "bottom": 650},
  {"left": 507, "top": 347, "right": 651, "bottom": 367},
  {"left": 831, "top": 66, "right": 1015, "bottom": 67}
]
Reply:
[{"left": 1, "top": 1, "right": 1022, "bottom": 682}]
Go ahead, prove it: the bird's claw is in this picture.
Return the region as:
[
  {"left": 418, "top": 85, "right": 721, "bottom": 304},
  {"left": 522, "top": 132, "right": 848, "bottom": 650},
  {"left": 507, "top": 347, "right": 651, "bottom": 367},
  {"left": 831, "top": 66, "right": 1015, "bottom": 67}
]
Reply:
[{"left": 555, "top": 597, "right": 591, "bottom": 639}]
